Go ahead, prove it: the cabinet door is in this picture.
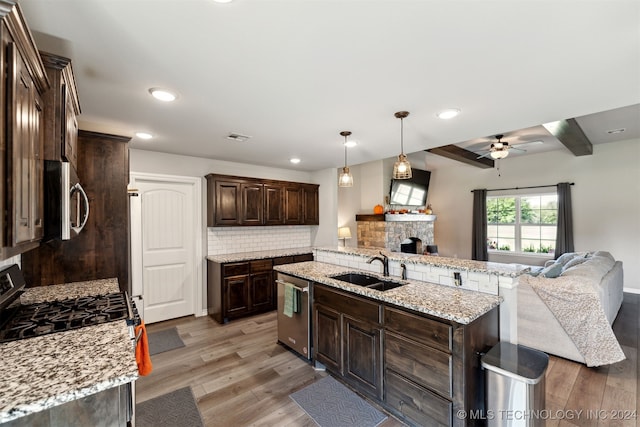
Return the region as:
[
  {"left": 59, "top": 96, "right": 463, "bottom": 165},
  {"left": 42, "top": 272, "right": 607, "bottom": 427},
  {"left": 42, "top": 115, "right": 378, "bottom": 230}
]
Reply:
[
  {"left": 214, "top": 180, "right": 241, "bottom": 225},
  {"left": 224, "top": 275, "right": 250, "bottom": 318},
  {"left": 302, "top": 185, "right": 319, "bottom": 225},
  {"left": 7, "top": 42, "right": 35, "bottom": 245},
  {"left": 264, "top": 184, "right": 284, "bottom": 225},
  {"left": 240, "top": 182, "right": 263, "bottom": 225},
  {"left": 63, "top": 85, "right": 79, "bottom": 169},
  {"left": 344, "top": 315, "right": 383, "bottom": 400},
  {"left": 314, "top": 303, "right": 342, "bottom": 373},
  {"left": 250, "top": 271, "right": 273, "bottom": 311},
  {"left": 31, "top": 91, "right": 44, "bottom": 239},
  {"left": 283, "top": 186, "right": 302, "bottom": 224}
]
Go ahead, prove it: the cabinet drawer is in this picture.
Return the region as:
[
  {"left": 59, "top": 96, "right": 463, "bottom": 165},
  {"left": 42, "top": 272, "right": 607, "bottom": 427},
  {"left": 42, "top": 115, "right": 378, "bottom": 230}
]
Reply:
[
  {"left": 273, "top": 256, "right": 294, "bottom": 265},
  {"left": 385, "top": 369, "right": 452, "bottom": 427},
  {"left": 223, "top": 262, "right": 250, "bottom": 277},
  {"left": 384, "top": 306, "right": 452, "bottom": 352},
  {"left": 314, "top": 285, "right": 381, "bottom": 324},
  {"left": 250, "top": 259, "right": 273, "bottom": 273},
  {"left": 385, "top": 331, "right": 452, "bottom": 398},
  {"left": 294, "top": 253, "right": 314, "bottom": 262}
]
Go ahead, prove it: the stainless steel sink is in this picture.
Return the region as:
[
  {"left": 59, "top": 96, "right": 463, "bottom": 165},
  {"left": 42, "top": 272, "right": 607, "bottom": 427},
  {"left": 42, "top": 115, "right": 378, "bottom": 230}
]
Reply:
[{"left": 330, "top": 273, "right": 406, "bottom": 291}]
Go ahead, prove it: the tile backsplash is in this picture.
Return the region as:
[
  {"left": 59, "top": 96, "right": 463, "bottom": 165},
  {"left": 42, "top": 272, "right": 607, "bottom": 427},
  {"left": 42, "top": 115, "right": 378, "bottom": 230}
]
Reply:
[
  {"left": 208, "top": 226, "right": 312, "bottom": 255},
  {"left": 0, "top": 255, "right": 20, "bottom": 270}
]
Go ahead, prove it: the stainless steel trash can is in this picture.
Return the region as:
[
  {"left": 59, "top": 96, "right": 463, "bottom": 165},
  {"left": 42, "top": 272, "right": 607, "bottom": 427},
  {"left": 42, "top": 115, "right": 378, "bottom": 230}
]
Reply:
[{"left": 481, "top": 342, "right": 549, "bottom": 427}]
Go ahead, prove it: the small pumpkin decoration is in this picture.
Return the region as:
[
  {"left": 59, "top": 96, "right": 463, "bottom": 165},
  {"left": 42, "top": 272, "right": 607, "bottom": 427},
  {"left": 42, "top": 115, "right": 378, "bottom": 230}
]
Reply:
[
  {"left": 424, "top": 204, "right": 433, "bottom": 215},
  {"left": 373, "top": 204, "right": 384, "bottom": 214}
]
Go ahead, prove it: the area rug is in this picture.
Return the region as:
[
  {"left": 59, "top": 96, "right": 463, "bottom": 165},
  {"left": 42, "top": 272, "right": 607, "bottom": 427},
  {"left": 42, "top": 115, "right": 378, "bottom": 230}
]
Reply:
[
  {"left": 290, "top": 376, "right": 388, "bottom": 427},
  {"left": 136, "top": 387, "right": 204, "bottom": 427},
  {"left": 148, "top": 327, "right": 185, "bottom": 356}
]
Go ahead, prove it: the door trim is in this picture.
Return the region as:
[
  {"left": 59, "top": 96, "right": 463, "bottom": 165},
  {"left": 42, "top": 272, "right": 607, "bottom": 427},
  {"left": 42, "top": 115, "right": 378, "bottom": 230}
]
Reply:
[{"left": 129, "top": 172, "right": 205, "bottom": 317}]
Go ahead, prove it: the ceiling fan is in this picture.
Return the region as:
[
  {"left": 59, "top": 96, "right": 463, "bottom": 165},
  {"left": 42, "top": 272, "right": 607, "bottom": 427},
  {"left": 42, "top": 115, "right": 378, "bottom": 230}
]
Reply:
[{"left": 476, "top": 134, "right": 527, "bottom": 160}]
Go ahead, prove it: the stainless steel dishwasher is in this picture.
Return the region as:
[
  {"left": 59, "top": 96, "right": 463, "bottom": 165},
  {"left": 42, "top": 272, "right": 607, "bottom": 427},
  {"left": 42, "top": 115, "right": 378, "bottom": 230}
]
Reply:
[{"left": 276, "top": 272, "right": 311, "bottom": 360}]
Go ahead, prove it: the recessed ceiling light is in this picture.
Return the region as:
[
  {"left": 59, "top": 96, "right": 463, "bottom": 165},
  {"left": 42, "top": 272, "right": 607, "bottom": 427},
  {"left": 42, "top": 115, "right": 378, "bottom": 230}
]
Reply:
[
  {"left": 290, "top": 158, "right": 301, "bottom": 164},
  {"left": 135, "top": 132, "right": 153, "bottom": 140},
  {"left": 148, "top": 88, "right": 177, "bottom": 102},
  {"left": 343, "top": 140, "right": 358, "bottom": 148},
  {"left": 607, "top": 128, "right": 626, "bottom": 134},
  {"left": 436, "top": 108, "right": 461, "bottom": 119}
]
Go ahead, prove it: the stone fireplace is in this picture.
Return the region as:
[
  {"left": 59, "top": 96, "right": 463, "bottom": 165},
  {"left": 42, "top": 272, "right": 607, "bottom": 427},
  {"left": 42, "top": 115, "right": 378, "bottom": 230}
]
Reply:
[{"left": 356, "top": 214, "right": 436, "bottom": 253}]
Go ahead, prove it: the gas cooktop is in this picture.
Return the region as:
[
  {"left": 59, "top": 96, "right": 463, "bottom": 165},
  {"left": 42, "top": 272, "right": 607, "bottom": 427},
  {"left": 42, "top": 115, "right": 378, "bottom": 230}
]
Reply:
[{"left": 0, "top": 292, "right": 130, "bottom": 343}]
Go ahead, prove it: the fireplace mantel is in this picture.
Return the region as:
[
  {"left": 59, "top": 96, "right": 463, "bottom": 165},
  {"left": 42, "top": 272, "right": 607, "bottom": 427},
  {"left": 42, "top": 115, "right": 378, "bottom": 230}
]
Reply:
[{"left": 355, "top": 214, "right": 437, "bottom": 222}]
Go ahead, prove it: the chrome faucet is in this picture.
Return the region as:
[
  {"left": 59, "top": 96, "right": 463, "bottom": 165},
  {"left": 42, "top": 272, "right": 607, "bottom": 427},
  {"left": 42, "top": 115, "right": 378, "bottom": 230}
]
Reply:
[
  {"left": 400, "top": 263, "right": 407, "bottom": 280},
  {"left": 367, "top": 252, "right": 389, "bottom": 276}
]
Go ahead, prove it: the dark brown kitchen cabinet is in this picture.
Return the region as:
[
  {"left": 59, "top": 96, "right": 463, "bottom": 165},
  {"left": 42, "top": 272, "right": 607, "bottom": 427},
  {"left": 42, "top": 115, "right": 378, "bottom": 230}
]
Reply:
[
  {"left": 21, "top": 131, "right": 131, "bottom": 289},
  {"left": 313, "top": 284, "right": 383, "bottom": 400},
  {"left": 39, "top": 51, "right": 81, "bottom": 168},
  {"left": 383, "top": 305, "right": 499, "bottom": 427},
  {"left": 0, "top": 4, "right": 49, "bottom": 259},
  {"left": 209, "top": 259, "right": 275, "bottom": 323},
  {"left": 301, "top": 184, "right": 319, "bottom": 225},
  {"left": 264, "top": 183, "right": 284, "bottom": 225},
  {"left": 206, "top": 174, "right": 319, "bottom": 227},
  {"left": 208, "top": 252, "right": 313, "bottom": 323}
]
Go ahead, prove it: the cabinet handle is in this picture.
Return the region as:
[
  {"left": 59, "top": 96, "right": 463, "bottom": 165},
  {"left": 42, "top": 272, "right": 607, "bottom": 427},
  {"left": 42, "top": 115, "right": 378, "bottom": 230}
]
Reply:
[
  {"left": 34, "top": 218, "right": 42, "bottom": 227},
  {"left": 398, "top": 400, "right": 404, "bottom": 413},
  {"left": 20, "top": 220, "right": 28, "bottom": 226}
]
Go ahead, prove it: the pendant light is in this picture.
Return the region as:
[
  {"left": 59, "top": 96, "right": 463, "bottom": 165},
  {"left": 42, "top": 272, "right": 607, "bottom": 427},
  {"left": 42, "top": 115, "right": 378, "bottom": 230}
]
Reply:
[
  {"left": 338, "top": 131, "right": 354, "bottom": 187},
  {"left": 393, "top": 111, "right": 412, "bottom": 179}
]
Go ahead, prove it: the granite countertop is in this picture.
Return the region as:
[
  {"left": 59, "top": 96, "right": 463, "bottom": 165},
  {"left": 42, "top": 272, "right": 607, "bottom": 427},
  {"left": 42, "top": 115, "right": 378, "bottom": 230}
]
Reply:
[
  {"left": 274, "top": 261, "right": 502, "bottom": 324},
  {"left": 207, "top": 246, "right": 313, "bottom": 263},
  {"left": 316, "top": 246, "right": 531, "bottom": 278},
  {"left": 0, "top": 279, "right": 139, "bottom": 423}
]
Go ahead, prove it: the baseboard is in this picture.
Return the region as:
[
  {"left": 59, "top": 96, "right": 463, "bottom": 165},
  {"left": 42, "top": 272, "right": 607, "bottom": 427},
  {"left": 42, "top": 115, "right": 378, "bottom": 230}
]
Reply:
[{"left": 624, "top": 287, "right": 640, "bottom": 295}]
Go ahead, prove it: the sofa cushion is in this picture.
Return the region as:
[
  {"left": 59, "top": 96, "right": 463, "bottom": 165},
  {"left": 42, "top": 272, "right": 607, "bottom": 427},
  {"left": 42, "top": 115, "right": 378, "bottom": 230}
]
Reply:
[{"left": 561, "top": 253, "right": 615, "bottom": 285}]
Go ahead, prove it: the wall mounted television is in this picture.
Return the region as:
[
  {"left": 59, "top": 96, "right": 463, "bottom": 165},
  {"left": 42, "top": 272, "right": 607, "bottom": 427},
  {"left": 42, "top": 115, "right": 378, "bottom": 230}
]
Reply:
[{"left": 388, "top": 168, "right": 431, "bottom": 207}]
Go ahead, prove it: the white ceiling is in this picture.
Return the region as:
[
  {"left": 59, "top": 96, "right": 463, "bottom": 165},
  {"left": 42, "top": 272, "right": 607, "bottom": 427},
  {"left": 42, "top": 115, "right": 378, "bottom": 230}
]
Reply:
[{"left": 18, "top": 0, "right": 640, "bottom": 172}]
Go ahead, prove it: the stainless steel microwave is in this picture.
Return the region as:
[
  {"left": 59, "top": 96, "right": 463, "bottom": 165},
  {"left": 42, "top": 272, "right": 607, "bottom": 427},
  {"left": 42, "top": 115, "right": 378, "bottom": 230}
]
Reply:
[{"left": 43, "top": 161, "right": 90, "bottom": 241}]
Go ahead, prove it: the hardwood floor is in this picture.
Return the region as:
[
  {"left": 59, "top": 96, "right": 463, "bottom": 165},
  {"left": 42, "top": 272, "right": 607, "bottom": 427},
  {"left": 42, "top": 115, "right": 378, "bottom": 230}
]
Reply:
[{"left": 137, "top": 294, "right": 640, "bottom": 427}]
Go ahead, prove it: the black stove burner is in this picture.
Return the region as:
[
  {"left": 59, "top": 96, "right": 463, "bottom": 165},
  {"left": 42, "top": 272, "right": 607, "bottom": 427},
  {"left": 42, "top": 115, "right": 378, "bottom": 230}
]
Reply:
[{"left": 0, "top": 292, "right": 130, "bottom": 343}]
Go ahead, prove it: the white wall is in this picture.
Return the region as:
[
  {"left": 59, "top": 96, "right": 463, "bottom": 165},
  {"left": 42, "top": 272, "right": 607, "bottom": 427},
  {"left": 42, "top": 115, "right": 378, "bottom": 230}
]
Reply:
[
  {"left": 339, "top": 138, "right": 640, "bottom": 292},
  {"left": 337, "top": 166, "right": 361, "bottom": 248}
]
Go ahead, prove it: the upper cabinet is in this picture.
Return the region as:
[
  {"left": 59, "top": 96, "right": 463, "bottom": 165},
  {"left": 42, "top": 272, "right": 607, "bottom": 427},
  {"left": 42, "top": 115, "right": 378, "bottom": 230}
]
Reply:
[
  {"left": 206, "top": 174, "right": 319, "bottom": 227},
  {"left": 40, "top": 51, "right": 81, "bottom": 168},
  {"left": 1, "top": 3, "right": 50, "bottom": 257}
]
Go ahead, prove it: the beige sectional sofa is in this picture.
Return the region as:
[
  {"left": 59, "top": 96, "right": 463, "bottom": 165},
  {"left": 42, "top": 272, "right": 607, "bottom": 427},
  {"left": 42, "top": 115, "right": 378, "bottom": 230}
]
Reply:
[{"left": 516, "top": 251, "right": 624, "bottom": 366}]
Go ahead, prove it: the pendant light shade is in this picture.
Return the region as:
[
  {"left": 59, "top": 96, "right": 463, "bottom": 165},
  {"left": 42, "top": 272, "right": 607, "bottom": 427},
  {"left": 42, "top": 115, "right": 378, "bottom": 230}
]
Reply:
[
  {"left": 393, "top": 111, "right": 412, "bottom": 179},
  {"left": 338, "top": 131, "right": 354, "bottom": 187}
]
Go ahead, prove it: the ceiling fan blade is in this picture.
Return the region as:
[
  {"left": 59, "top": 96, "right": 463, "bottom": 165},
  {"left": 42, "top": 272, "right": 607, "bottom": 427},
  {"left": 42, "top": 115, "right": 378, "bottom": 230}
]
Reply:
[
  {"left": 510, "top": 147, "right": 527, "bottom": 153},
  {"left": 476, "top": 152, "right": 492, "bottom": 159}
]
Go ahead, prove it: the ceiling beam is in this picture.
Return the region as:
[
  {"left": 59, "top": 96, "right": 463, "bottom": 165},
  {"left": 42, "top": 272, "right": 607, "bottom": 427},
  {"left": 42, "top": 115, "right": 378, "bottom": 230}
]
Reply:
[
  {"left": 543, "top": 118, "right": 593, "bottom": 156},
  {"left": 426, "top": 145, "right": 495, "bottom": 169}
]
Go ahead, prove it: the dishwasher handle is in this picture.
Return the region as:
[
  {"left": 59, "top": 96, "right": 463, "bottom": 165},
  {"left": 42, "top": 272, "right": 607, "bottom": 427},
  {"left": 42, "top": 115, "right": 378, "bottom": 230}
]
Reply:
[{"left": 276, "top": 279, "right": 309, "bottom": 293}]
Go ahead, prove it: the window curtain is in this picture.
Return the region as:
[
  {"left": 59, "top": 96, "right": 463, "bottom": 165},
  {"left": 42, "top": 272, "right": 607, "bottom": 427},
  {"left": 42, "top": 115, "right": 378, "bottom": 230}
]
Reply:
[
  {"left": 555, "top": 182, "right": 574, "bottom": 259},
  {"left": 472, "top": 189, "right": 488, "bottom": 261}
]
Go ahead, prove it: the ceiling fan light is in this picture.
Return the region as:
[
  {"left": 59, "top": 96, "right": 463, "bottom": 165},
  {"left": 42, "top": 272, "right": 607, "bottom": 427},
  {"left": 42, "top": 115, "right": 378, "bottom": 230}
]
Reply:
[
  {"left": 393, "top": 154, "right": 412, "bottom": 179},
  {"left": 490, "top": 150, "right": 509, "bottom": 159}
]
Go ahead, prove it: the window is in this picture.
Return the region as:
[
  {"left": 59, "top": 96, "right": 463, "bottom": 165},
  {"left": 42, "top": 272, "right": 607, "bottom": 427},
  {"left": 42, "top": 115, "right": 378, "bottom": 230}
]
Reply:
[{"left": 487, "top": 193, "right": 557, "bottom": 255}]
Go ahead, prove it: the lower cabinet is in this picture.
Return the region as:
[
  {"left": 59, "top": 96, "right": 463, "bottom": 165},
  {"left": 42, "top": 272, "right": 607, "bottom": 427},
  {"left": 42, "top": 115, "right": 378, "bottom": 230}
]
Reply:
[
  {"left": 313, "top": 284, "right": 499, "bottom": 427},
  {"left": 208, "top": 253, "right": 313, "bottom": 323},
  {"left": 313, "top": 284, "right": 383, "bottom": 400}
]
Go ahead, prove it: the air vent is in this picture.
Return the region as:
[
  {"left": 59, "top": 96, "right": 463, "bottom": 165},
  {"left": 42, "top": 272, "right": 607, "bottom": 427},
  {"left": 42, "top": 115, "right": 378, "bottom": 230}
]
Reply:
[{"left": 226, "top": 133, "right": 251, "bottom": 142}]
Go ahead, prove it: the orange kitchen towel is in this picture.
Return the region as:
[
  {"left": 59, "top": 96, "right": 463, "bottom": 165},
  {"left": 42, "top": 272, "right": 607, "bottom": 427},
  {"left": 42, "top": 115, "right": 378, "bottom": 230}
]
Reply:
[{"left": 135, "top": 321, "right": 153, "bottom": 376}]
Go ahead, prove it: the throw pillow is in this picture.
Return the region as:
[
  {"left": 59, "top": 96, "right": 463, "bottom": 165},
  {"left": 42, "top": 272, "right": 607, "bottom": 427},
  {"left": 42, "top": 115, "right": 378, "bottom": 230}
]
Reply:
[
  {"left": 527, "top": 266, "right": 544, "bottom": 277},
  {"left": 555, "top": 252, "right": 578, "bottom": 266},
  {"left": 562, "top": 255, "right": 589, "bottom": 272},
  {"left": 540, "top": 262, "right": 563, "bottom": 278}
]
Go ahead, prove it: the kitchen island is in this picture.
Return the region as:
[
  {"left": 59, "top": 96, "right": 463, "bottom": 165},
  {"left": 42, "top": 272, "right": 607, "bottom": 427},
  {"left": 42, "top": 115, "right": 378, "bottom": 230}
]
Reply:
[
  {"left": 275, "top": 259, "right": 502, "bottom": 426},
  {"left": 0, "top": 279, "right": 138, "bottom": 425}
]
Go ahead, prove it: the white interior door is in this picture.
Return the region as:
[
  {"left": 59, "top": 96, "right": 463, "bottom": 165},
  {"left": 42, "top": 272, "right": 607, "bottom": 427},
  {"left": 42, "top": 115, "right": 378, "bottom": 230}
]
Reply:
[{"left": 130, "top": 173, "right": 200, "bottom": 324}]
